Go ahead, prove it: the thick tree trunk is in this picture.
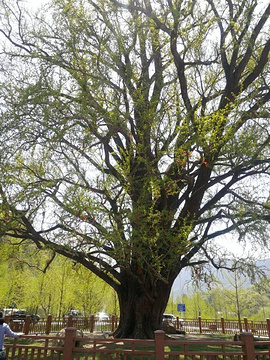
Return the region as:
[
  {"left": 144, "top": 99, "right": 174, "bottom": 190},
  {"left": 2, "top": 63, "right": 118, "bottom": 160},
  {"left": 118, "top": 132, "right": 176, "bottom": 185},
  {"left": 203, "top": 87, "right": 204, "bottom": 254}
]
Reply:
[{"left": 113, "top": 274, "right": 173, "bottom": 339}]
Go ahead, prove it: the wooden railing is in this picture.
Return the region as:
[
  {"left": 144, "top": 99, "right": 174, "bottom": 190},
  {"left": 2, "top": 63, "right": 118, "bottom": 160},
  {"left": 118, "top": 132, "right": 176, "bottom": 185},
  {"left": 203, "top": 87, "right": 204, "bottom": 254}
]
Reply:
[
  {"left": 193, "top": 317, "right": 270, "bottom": 337},
  {"left": 5, "top": 314, "right": 119, "bottom": 335},
  {"left": 4, "top": 328, "right": 270, "bottom": 360},
  {"left": 6, "top": 315, "right": 270, "bottom": 337}
]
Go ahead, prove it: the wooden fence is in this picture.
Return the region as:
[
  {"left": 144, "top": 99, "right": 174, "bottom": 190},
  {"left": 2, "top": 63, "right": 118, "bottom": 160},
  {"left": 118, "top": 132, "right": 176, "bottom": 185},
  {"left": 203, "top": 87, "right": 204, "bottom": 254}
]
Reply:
[
  {"left": 5, "top": 314, "right": 118, "bottom": 335},
  {"left": 4, "top": 327, "right": 270, "bottom": 360},
  {"left": 6, "top": 315, "right": 270, "bottom": 337},
  {"left": 186, "top": 317, "right": 270, "bottom": 337}
]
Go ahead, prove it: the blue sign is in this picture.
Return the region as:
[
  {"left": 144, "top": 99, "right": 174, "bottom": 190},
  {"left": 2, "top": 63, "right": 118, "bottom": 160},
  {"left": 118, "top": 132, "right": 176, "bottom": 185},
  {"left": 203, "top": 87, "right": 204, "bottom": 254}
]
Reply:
[{"left": 177, "top": 303, "right": 186, "bottom": 312}]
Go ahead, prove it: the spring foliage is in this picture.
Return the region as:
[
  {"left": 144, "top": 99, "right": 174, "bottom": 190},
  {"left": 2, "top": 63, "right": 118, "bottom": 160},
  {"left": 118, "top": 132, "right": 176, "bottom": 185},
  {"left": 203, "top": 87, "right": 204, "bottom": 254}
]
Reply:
[{"left": 0, "top": 0, "right": 269, "bottom": 337}]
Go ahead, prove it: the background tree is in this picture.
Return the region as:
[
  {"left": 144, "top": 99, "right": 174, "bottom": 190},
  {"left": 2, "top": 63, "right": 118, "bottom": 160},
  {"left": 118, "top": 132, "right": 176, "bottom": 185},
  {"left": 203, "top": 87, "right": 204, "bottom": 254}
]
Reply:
[
  {"left": 0, "top": 239, "right": 115, "bottom": 316},
  {"left": 0, "top": 0, "right": 269, "bottom": 338}
]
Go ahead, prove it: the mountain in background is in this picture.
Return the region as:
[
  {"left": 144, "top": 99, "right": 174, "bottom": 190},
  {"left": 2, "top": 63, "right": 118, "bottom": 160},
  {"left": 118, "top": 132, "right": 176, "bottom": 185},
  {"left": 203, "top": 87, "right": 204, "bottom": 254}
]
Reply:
[{"left": 172, "top": 258, "right": 270, "bottom": 297}]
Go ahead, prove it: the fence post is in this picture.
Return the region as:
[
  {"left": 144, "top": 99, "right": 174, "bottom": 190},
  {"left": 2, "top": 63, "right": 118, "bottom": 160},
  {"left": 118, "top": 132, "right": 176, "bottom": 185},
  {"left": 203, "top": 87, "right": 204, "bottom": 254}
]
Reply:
[
  {"left": 90, "top": 315, "right": 95, "bottom": 333},
  {"left": 198, "top": 316, "right": 202, "bottom": 334},
  {"left": 266, "top": 318, "right": 270, "bottom": 338},
  {"left": 67, "top": 315, "right": 73, "bottom": 327},
  {"left": 111, "top": 315, "right": 115, "bottom": 332},
  {"left": 24, "top": 315, "right": 31, "bottom": 334},
  {"left": 84, "top": 317, "right": 89, "bottom": 330},
  {"left": 63, "top": 327, "right": 76, "bottom": 360},
  {"left": 221, "top": 317, "right": 225, "bottom": 334},
  {"left": 45, "top": 315, "right": 52, "bottom": 335},
  {"left": 244, "top": 317, "right": 249, "bottom": 332},
  {"left": 240, "top": 332, "right": 255, "bottom": 360},
  {"left": 154, "top": 330, "right": 165, "bottom": 360}
]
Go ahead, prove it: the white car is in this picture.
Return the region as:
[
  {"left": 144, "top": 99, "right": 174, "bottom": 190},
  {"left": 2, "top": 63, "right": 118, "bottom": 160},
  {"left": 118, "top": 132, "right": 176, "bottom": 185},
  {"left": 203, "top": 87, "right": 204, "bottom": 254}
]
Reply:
[
  {"left": 163, "top": 314, "right": 184, "bottom": 326},
  {"left": 96, "top": 312, "right": 109, "bottom": 320},
  {"left": 163, "top": 313, "right": 177, "bottom": 323},
  {"left": 69, "top": 309, "right": 81, "bottom": 317}
]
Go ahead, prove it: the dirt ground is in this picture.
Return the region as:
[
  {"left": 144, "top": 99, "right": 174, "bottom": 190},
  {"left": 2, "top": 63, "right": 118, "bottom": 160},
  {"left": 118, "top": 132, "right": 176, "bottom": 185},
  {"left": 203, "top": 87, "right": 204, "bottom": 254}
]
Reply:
[{"left": 167, "top": 333, "right": 234, "bottom": 341}]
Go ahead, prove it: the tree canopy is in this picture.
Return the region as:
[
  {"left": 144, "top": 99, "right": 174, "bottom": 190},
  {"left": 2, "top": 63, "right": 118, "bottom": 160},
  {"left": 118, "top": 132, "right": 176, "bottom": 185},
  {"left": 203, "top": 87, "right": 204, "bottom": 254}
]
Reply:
[{"left": 0, "top": 0, "right": 269, "bottom": 338}]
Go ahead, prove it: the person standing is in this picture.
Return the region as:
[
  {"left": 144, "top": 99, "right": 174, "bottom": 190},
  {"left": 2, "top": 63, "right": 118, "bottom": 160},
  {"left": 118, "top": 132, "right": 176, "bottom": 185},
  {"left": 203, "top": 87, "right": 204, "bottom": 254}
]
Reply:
[{"left": 0, "top": 312, "right": 23, "bottom": 359}]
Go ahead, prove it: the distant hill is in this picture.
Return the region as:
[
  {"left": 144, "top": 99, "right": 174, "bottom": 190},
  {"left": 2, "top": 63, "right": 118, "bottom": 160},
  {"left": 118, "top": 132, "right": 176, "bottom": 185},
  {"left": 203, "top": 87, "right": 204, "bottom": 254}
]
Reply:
[{"left": 172, "top": 258, "right": 270, "bottom": 296}]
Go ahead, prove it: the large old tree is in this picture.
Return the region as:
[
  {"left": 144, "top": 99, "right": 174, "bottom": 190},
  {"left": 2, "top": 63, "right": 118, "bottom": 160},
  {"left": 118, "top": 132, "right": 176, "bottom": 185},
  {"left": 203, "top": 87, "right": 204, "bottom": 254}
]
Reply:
[{"left": 0, "top": 0, "right": 269, "bottom": 338}]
